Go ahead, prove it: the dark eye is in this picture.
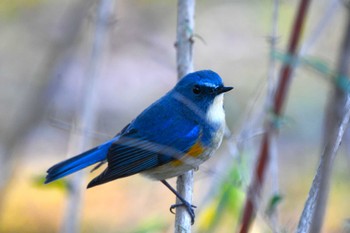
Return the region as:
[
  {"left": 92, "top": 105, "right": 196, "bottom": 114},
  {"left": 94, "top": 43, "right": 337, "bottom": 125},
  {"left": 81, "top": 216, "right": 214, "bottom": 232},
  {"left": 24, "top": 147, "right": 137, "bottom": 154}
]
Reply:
[{"left": 192, "top": 85, "right": 201, "bottom": 94}]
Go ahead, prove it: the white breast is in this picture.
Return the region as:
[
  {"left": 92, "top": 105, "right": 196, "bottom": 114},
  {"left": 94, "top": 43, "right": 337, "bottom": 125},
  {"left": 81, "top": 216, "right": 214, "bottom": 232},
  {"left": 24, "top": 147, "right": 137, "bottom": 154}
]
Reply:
[
  {"left": 206, "top": 94, "right": 225, "bottom": 125},
  {"left": 142, "top": 94, "right": 227, "bottom": 181}
]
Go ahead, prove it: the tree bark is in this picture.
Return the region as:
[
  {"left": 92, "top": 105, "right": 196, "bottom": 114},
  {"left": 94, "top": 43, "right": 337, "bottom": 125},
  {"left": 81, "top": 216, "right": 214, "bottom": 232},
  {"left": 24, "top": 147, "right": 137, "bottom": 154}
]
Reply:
[
  {"left": 175, "top": 0, "right": 195, "bottom": 232},
  {"left": 62, "top": 1, "right": 114, "bottom": 232},
  {"left": 297, "top": 7, "right": 350, "bottom": 233},
  {"left": 238, "top": 0, "right": 312, "bottom": 232}
]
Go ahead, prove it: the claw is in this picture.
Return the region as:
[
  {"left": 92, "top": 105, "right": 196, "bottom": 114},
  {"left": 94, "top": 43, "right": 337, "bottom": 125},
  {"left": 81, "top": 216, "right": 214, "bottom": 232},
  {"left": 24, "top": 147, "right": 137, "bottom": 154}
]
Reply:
[
  {"left": 170, "top": 205, "right": 176, "bottom": 214},
  {"left": 160, "top": 180, "right": 197, "bottom": 225},
  {"left": 169, "top": 201, "right": 197, "bottom": 225}
]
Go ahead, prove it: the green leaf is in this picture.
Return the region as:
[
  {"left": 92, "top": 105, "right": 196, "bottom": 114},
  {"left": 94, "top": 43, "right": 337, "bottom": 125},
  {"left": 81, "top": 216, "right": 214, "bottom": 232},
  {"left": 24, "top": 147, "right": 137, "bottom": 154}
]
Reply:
[
  {"left": 32, "top": 174, "right": 69, "bottom": 191},
  {"left": 265, "top": 193, "right": 283, "bottom": 217},
  {"left": 272, "top": 50, "right": 335, "bottom": 78},
  {"left": 128, "top": 216, "right": 166, "bottom": 233}
]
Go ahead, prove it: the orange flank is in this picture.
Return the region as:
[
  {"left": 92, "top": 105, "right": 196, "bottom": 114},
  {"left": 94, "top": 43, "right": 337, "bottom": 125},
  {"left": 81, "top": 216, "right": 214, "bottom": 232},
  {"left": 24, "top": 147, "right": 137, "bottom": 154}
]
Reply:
[
  {"left": 171, "top": 142, "right": 205, "bottom": 166},
  {"left": 187, "top": 142, "right": 205, "bottom": 157}
]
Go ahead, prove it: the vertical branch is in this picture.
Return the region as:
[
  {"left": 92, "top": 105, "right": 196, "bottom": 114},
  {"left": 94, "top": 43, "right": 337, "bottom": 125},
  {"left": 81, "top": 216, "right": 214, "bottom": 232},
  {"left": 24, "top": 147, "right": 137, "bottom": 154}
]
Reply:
[
  {"left": 266, "top": 0, "right": 280, "bottom": 107},
  {"left": 176, "top": 0, "right": 195, "bottom": 79},
  {"left": 0, "top": 0, "right": 91, "bottom": 215},
  {"left": 298, "top": 0, "right": 341, "bottom": 55},
  {"left": 297, "top": 7, "right": 350, "bottom": 233},
  {"left": 62, "top": 1, "right": 114, "bottom": 233},
  {"left": 296, "top": 106, "right": 350, "bottom": 233},
  {"left": 266, "top": 0, "right": 280, "bottom": 226},
  {"left": 238, "top": 1, "right": 311, "bottom": 232},
  {"left": 273, "top": 0, "right": 311, "bottom": 116},
  {"left": 175, "top": 0, "right": 195, "bottom": 232}
]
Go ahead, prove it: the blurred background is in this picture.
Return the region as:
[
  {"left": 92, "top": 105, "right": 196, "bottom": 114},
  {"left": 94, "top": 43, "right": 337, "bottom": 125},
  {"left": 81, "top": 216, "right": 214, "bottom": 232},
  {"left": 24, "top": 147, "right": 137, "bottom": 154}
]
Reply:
[{"left": 0, "top": 0, "right": 349, "bottom": 232}]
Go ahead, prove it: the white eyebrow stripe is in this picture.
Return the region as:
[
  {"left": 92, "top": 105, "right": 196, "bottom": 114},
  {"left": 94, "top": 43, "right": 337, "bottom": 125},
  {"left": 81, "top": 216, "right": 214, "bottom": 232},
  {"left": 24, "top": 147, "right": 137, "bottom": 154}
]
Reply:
[{"left": 201, "top": 82, "right": 219, "bottom": 88}]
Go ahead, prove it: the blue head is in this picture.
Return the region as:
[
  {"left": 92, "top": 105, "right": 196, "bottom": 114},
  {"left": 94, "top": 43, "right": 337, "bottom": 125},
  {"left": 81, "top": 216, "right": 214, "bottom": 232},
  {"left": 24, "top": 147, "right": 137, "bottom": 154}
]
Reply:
[{"left": 171, "top": 70, "right": 233, "bottom": 115}]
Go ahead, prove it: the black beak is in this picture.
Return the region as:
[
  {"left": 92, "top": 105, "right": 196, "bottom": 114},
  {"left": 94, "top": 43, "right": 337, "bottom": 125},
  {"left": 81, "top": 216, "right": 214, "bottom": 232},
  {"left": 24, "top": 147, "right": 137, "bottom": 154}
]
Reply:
[{"left": 217, "top": 86, "right": 233, "bottom": 94}]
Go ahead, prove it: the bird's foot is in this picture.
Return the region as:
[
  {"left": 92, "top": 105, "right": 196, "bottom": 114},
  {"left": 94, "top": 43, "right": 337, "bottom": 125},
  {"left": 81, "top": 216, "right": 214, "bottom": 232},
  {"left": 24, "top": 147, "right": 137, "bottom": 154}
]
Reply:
[{"left": 169, "top": 201, "right": 197, "bottom": 225}]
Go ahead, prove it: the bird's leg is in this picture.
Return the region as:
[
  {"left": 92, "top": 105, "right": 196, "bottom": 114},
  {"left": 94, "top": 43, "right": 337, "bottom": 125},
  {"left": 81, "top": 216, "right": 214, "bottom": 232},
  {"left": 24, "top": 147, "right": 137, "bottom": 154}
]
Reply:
[{"left": 161, "top": 180, "right": 196, "bottom": 224}]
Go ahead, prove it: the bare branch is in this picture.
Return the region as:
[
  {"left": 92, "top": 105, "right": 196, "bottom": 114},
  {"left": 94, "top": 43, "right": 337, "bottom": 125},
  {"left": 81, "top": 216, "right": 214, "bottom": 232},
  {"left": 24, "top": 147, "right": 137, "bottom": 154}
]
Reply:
[
  {"left": 238, "top": 1, "right": 312, "bottom": 232},
  {"left": 266, "top": 0, "right": 281, "bottom": 229},
  {"left": 175, "top": 0, "right": 196, "bottom": 232},
  {"left": 296, "top": 101, "right": 350, "bottom": 232},
  {"left": 62, "top": 1, "right": 114, "bottom": 233},
  {"left": 0, "top": 0, "right": 92, "bottom": 214},
  {"left": 297, "top": 8, "right": 350, "bottom": 233}
]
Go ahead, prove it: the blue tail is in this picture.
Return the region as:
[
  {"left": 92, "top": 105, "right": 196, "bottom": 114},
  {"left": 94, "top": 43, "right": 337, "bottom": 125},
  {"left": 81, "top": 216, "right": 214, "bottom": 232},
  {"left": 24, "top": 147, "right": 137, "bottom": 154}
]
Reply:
[{"left": 45, "top": 140, "right": 114, "bottom": 184}]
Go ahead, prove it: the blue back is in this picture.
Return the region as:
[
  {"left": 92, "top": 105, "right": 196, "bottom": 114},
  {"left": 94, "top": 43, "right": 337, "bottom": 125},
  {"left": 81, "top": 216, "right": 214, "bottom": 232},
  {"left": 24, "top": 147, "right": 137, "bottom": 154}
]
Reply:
[
  {"left": 87, "top": 70, "right": 226, "bottom": 187},
  {"left": 46, "top": 70, "right": 227, "bottom": 187}
]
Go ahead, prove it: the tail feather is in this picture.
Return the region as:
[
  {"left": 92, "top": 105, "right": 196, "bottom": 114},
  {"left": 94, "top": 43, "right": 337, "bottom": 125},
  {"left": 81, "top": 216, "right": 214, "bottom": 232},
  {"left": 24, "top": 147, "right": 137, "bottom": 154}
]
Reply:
[{"left": 45, "top": 140, "right": 113, "bottom": 184}]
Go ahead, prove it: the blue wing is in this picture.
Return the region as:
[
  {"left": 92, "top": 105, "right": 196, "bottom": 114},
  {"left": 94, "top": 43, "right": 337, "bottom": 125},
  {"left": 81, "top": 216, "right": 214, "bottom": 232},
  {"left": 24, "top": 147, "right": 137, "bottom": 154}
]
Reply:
[
  {"left": 87, "top": 99, "right": 201, "bottom": 188},
  {"left": 87, "top": 124, "right": 200, "bottom": 188}
]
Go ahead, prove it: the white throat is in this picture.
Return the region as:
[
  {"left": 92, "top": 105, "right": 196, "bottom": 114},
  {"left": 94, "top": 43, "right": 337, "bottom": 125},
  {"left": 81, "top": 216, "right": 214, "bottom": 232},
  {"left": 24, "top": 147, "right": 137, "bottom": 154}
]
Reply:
[{"left": 206, "top": 94, "right": 225, "bottom": 125}]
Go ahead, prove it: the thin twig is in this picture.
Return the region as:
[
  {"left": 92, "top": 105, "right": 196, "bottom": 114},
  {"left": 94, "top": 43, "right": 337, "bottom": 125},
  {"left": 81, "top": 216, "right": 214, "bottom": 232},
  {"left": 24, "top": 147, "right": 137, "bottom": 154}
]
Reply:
[
  {"left": 298, "top": 0, "right": 341, "bottom": 56},
  {"left": 62, "top": 1, "right": 114, "bottom": 233},
  {"left": 297, "top": 7, "right": 350, "bottom": 233},
  {"left": 0, "top": 0, "right": 92, "bottom": 216},
  {"left": 238, "top": 1, "right": 312, "bottom": 232},
  {"left": 266, "top": 0, "right": 280, "bottom": 230},
  {"left": 296, "top": 101, "right": 350, "bottom": 233},
  {"left": 175, "top": 0, "right": 195, "bottom": 232}
]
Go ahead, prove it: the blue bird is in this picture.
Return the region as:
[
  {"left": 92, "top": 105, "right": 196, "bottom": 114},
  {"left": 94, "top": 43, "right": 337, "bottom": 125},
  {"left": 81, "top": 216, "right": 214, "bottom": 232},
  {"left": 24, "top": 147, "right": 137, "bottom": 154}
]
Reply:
[{"left": 45, "top": 70, "right": 233, "bottom": 224}]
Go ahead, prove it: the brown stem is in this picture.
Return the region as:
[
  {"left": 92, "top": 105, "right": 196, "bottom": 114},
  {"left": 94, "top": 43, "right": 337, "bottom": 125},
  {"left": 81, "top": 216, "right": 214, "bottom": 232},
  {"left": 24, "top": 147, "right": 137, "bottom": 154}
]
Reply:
[{"left": 238, "top": 1, "right": 312, "bottom": 232}]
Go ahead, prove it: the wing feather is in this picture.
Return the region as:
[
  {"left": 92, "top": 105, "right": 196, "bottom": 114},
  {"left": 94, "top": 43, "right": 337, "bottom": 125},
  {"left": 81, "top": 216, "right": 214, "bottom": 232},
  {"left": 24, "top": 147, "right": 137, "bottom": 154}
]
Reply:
[{"left": 87, "top": 124, "right": 200, "bottom": 188}]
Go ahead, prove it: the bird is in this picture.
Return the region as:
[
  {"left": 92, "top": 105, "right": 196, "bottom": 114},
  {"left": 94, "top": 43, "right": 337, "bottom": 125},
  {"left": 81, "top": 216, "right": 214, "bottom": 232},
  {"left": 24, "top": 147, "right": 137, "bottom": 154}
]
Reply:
[{"left": 45, "top": 70, "right": 233, "bottom": 224}]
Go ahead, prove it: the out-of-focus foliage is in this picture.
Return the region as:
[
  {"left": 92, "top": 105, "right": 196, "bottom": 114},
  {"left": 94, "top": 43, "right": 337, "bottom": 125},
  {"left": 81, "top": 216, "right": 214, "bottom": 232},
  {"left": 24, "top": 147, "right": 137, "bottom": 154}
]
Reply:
[
  {"left": 197, "top": 163, "right": 244, "bottom": 233},
  {"left": 273, "top": 50, "right": 334, "bottom": 77},
  {"left": 128, "top": 216, "right": 168, "bottom": 233},
  {"left": 32, "top": 174, "right": 69, "bottom": 191},
  {"left": 0, "top": 0, "right": 349, "bottom": 232},
  {"left": 274, "top": 50, "right": 350, "bottom": 94},
  {"left": 265, "top": 193, "right": 283, "bottom": 218},
  {"left": 0, "top": 0, "right": 44, "bottom": 18}
]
